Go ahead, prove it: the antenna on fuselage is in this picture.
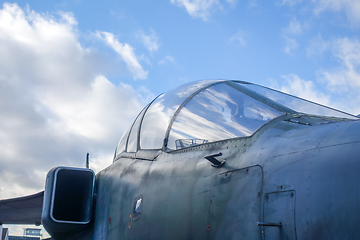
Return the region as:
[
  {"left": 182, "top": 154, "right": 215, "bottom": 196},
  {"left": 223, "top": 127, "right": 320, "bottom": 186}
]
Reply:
[{"left": 86, "top": 153, "right": 89, "bottom": 169}]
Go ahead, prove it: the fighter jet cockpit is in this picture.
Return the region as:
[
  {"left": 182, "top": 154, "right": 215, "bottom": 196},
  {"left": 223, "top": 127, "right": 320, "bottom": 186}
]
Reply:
[{"left": 115, "top": 80, "right": 358, "bottom": 157}]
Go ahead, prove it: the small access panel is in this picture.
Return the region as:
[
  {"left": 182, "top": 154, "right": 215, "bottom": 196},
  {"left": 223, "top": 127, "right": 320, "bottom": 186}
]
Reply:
[
  {"left": 262, "top": 190, "right": 296, "bottom": 240},
  {"left": 207, "top": 165, "right": 263, "bottom": 240}
]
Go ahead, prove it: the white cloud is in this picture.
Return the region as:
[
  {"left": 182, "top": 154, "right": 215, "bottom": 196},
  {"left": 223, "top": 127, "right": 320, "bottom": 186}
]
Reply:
[
  {"left": 230, "top": 29, "right": 247, "bottom": 46},
  {"left": 283, "top": 36, "right": 299, "bottom": 54},
  {"left": 284, "top": 17, "right": 302, "bottom": 35},
  {"left": 158, "top": 55, "right": 176, "bottom": 65},
  {"left": 0, "top": 2, "right": 149, "bottom": 204},
  {"left": 278, "top": 36, "right": 360, "bottom": 115},
  {"left": 171, "top": 0, "right": 219, "bottom": 20},
  {"left": 277, "top": 0, "right": 303, "bottom": 7},
  {"left": 282, "top": 17, "right": 303, "bottom": 55},
  {"left": 170, "top": 0, "right": 235, "bottom": 21},
  {"left": 318, "top": 37, "right": 360, "bottom": 90},
  {"left": 248, "top": 0, "right": 258, "bottom": 7},
  {"left": 96, "top": 31, "right": 148, "bottom": 80},
  {"left": 136, "top": 28, "right": 160, "bottom": 53},
  {"left": 306, "top": 34, "right": 330, "bottom": 56},
  {"left": 58, "top": 11, "right": 78, "bottom": 26},
  {"left": 38, "top": 75, "right": 143, "bottom": 141},
  {"left": 225, "top": 0, "right": 237, "bottom": 7},
  {"left": 313, "top": 0, "right": 360, "bottom": 27},
  {"left": 276, "top": 74, "right": 330, "bottom": 106}
]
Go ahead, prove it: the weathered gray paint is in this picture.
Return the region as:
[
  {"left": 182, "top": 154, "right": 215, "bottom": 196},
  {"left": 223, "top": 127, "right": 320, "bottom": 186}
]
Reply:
[{"left": 89, "top": 114, "right": 360, "bottom": 240}]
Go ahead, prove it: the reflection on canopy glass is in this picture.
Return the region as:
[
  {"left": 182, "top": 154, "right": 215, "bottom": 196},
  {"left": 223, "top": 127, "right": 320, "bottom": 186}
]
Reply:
[
  {"left": 140, "top": 80, "right": 223, "bottom": 149},
  {"left": 116, "top": 105, "right": 148, "bottom": 154},
  {"left": 167, "top": 83, "right": 283, "bottom": 150},
  {"left": 116, "top": 80, "right": 357, "bottom": 156},
  {"left": 127, "top": 107, "right": 146, "bottom": 152},
  {"left": 237, "top": 82, "right": 358, "bottom": 120},
  {"left": 116, "top": 124, "right": 132, "bottom": 154}
]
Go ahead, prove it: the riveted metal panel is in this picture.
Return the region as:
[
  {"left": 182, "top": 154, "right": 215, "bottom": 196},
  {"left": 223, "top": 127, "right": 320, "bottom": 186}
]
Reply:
[
  {"left": 263, "top": 190, "right": 296, "bottom": 240},
  {"left": 208, "top": 165, "right": 263, "bottom": 240}
]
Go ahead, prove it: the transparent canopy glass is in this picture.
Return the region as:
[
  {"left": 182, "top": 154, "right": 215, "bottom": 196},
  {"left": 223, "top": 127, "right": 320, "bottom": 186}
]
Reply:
[
  {"left": 116, "top": 105, "right": 148, "bottom": 154},
  {"left": 236, "top": 82, "right": 358, "bottom": 120},
  {"left": 140, "top": 80, "right": 222, "bottom": 150},
  {"left": 167, "top": 83, "right": 282, "bottom": 150},
  {"left": 115, "top": 80, "right": 358, "bottom": 157}
]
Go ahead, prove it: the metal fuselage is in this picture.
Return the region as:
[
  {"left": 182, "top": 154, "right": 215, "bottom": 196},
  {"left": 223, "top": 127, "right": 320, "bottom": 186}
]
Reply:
[{"left": 66, "top": 114, "right": 360, "bottom": 240}]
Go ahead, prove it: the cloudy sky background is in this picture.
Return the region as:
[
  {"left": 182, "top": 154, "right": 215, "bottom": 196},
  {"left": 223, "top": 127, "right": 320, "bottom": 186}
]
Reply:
[{"left": 0, "top": 0, "right": 360, "bottom": 236}]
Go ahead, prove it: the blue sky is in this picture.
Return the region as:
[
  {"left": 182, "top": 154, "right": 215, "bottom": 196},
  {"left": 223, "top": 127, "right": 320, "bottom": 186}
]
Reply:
[
  {"left": 0, "top": 0, "right": 359, "bottom": 236},
  {"left": 8, "top": 0, "right": 360, "bottom": 98}
]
